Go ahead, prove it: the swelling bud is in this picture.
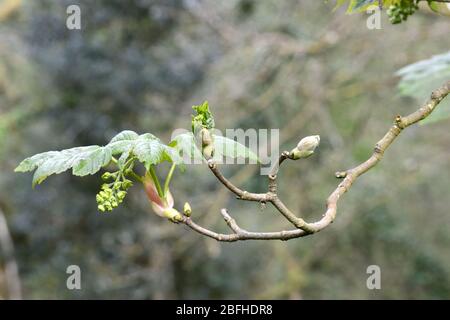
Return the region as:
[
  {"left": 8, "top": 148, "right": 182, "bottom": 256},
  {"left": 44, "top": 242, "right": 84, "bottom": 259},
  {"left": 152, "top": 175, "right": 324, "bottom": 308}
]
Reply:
[
  {"left": 198, "top": 128, "right": 215, "bottom": 159},
  {"left": 163, "top": 208, "right": 183, "bottom": 222},
  {"left": 290, "top": 135, "right": 320, "bottom": 160},
  {"left": 183, "top": 202, "right": 192, "bottom": 217}
]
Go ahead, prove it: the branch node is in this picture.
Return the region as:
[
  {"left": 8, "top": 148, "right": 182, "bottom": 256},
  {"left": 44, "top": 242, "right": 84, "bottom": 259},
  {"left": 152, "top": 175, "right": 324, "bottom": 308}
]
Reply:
[
  {"left": 395, "top": 115, "right": 406, "bottom": 129},
  {"left": 220, "top": 208, "right": 232, "bottom": 222},
  {"left": 207, "top": 159, "right": 216, "bottom": 169},
  {"left": 431, "top": 89, "right": 441, "bottom": 100},
  {"left": 335, "top": 171, "right": 347, "bottom": 179},
  {"left": 374, "top": 144, "right": 383, "bottom": 154},
  {"left": 220, "top": 208, "right": 241, "bottom": 234},
  {"left": 239, "top": 191, "right": 249, "bottom": 199}
]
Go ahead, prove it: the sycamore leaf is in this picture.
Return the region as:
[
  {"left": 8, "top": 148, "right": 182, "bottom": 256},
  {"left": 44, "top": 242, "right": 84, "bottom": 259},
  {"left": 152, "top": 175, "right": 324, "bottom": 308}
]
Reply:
[
  {"left": 170, "top": 132, "right": 205, "bottom": 163},
  {"left": 73, "top": 147, "right": 113, "bottom": 176},
  {"left": 213, "top": 135, "right": 260, "bottom": 163},
  {"left": 15, "top": 145, "right": 112, "bottom": 187},
  {"left": 109, "top": 130, "right": 140, "bottom": 143},
  {"left": 109, "top": 131, "right": 181, "bottom": 166},
  {"left": 15, "top": 130, "right": 180, "bottom": 186},
  {"left": 133, "top": 135, "right": 178, "bottom": 169},
  {"left": 170, "top": 132, "right": 260, "bottom": 164}
]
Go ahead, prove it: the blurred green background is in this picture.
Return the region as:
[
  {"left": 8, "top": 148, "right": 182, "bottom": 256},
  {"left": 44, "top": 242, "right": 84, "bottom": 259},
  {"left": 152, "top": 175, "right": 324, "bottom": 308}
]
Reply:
[{"left": 0, "top": 0, "right": 449, "bottom": 299}]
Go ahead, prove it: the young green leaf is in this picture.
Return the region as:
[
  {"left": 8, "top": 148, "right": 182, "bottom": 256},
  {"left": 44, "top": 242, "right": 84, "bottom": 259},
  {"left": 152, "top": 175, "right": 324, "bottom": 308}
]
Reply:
[
  {"left": 192, "top": 101, "right": 215, "bottom": 132},
  {"left": 109, "top": 130, "right": 140, "bottom": 144},
  {"left": 15, "top": 130, "right": 181, "bottom": 186},
  {"left": 170, "top": 132, "right": 205, "bottom": 163},
  {"left": 15, "top": 145, "right": 112, "bottom": 187},
  {"left": 213, "top": 135, "right": 260, "bottom": 163},
  {"left": 170, "top": 132, "right": 260, "bottom": 164},
  {"left": 133, "top": 134, "right": 179, "bottom": 169},
  {"left": 73, "top": 147, "right": 113, "bottom": 176}
]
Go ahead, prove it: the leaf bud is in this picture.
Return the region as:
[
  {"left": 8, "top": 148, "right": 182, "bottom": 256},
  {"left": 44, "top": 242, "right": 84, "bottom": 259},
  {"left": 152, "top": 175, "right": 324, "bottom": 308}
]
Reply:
[
  {"left": 200, "top": 128, "right": 213, "bottom": 147},
  {"left": 183, "top": 202, "right": 192, "bottom": 217},
  {"left": 163, "top": 208, "right": 183, "bottom": 222},
  {"left": 290, "top": 135, "right": 320, "bottom": 160}
]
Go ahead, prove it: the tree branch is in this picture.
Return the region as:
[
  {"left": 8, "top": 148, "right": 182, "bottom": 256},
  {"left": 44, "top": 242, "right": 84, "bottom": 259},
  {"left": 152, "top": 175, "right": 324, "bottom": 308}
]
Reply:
[
  {"left": 180, "top": 209, "right": 308, "bottom": 242},
  {"left": 207, "top": 159, "right": 272, "bottom": 202},
  {"left": 179, "top": 81, "right": 450, "bottom": 241}
]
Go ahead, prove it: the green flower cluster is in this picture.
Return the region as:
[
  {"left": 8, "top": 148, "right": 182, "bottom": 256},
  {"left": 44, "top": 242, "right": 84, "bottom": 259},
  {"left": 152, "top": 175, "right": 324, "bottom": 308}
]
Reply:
[
  {"left": 387, "top": 0, "right": 419, "bottom": 24},
  {"left": 96, "top": 171, "right": 133, "bottom": 212}
]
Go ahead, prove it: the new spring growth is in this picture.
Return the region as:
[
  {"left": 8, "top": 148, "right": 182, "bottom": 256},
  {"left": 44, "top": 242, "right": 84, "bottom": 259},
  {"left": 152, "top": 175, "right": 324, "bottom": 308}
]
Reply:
[
  {"left": 199, "top": 128, "right": 214, "bottom": 159},
  {"left": 143, "top": 173, "right": 183, "bottom": 222},
  {"left": 290, "top": 135, "right": 320, "bottom": 160},
  {"left": 183, "top": 202, "right": 192, "bottom": 217},
  {"left": 192, "top": 101, "right": 215, "bottom": 159},
  {"left": 97, "top": 171, "right": 132, "bottom": 212}
]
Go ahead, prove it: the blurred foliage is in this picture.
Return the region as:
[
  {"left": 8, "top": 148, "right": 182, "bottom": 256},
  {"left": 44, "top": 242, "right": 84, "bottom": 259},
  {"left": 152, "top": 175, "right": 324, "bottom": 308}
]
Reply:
[
  {"left": 397, "top": 51, "right": 450, "bottom": 124},
  {"left": 334, "top": 0, "right": 450, "bottom": 23},
  {"left": 0, "top": 0, "right": 449, "bottom": 299}
]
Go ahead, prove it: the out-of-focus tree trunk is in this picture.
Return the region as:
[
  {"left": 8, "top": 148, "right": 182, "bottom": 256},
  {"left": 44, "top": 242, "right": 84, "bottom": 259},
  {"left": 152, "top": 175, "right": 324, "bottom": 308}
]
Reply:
[{"left": 0, "top": 208, "right": 22, "bottom": 300}]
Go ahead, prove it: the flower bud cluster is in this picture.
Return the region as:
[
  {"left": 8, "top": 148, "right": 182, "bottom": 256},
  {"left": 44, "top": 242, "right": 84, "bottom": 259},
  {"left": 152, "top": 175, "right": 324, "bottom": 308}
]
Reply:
[{"left": 96, "top": 171, "right": 133, "bottom": 212}]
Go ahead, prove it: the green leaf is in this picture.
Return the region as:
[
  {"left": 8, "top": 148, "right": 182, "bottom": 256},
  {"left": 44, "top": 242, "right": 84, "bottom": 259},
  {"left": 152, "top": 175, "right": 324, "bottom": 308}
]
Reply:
[
  {"left": 162, "top": 144, "right": 183, "bottom": 165},
  {"left": 73, "top": 147, "right": 113, "bottom": 176},
  {"left": 428, "top": 1, "right": 440, "bottom": 12},
  {"left": 15, "top": 130, "right": 181, "bottom": 186},
  {"left": 396, "top": 51, "right": 450, "bottom": 124},
  {"left": 353, "top": 0, "right": 375, "bottom": 10},
  {"left": 109, "top": 130, "right": 140, "bottom": 144},
  {"left": 134, "top": 135, "right": 168, "bottom": 167},
  {"left": 213, "top": 135, "right": 260, "bottom": 163},
  {"left": 15, "top": 152, "right": 56, "bottom": 173},
  {"left": 15, "top": 145, "right": 112, "bottom": 187},
  {"left": 427, "top": 1, "right": 450, "bottom": 14},
  {"left": 170, "top": 132, "right": 205, "bottom": 163},
  {"left": 170, "top": 132, "right": 260, "bottom": 164},
  {"left": 109, "top": 131, "right": 181, "bottom": 166}
]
